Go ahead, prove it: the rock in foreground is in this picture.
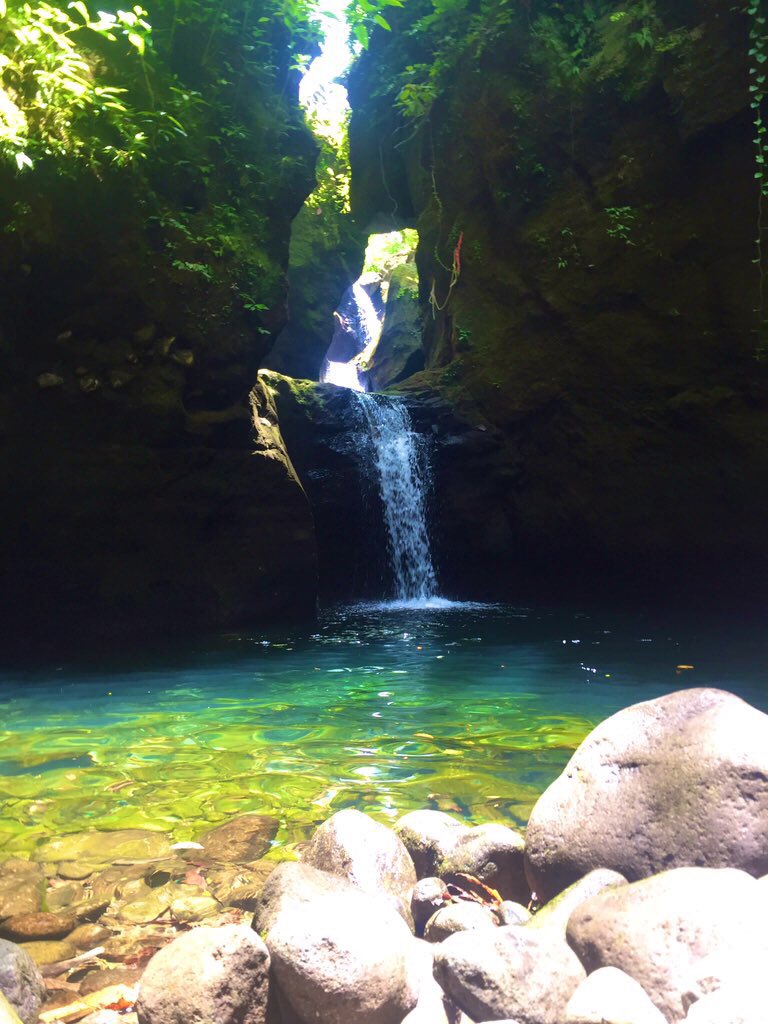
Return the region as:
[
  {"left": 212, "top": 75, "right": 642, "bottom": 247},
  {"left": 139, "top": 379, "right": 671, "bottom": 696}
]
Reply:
[
  {"left": 135, "top": 924, "right": 270, "bottom": 1024},
  {"left": 525, "top": 688, "right": 768, "bottom": 899}
]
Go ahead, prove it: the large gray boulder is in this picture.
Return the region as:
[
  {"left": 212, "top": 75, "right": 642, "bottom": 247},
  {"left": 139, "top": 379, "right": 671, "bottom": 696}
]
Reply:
[
  {"left": 266, "top": 890, "right": 417, "bottom": 1024},
  {"left": 566, "top": 866, "right": 768, "bottom": 1023},
  {"left": 684, "top": 985, "right": 767, "bottom": 1024},
  {"left": 302, "top": 809, "right": 416, "bottom": 925},
  {"left": 433, "top": 923, "right": 585, "bottom": 1023},
  {"left": 0, "top": 940, "right": 44, "bottom": 1024},
  {"left": 395, "top": 810, "right": 466, "bottom": 879},
  {"left": 135, "top": 924, "right": 270, "bottom": 1024},
  {"left": 440, "top": 824, "right": 528, "bottom": 903},
  {"left": 525, "top": 688, "right": 768, "bottom": 900},
  {"left": 564, "top": 966, "right": 668, "bottom": 1024}
]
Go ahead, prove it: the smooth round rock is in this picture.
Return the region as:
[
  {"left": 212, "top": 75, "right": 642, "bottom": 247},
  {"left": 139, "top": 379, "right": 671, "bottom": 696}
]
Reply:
[
  {"left": 301, "top": 809, "right": 416, "bottom": 925},
  {"left": 33, "top": 830, "right": 171, "bottom": 866},
  {"left": 18, "top": 940, "right": 76, "bottom": 966},
  {"left": 267, "top": 890, "right": 417, "bottom": 1024},
  {"left": 197, "top": 814, "right": 279, "bottom": 864},
  {"left": 528, "top": 869, "right": 627, "bottom": 936},
  {"left": 498, "top": 900, "right": 531, "bottom": 925},
  {"left": 0, "top": 912, "right": 76, "bottom": 942},
  {"left": 424, "top": 901, "right": 498, "bottom": 942},
  {"left": 439, "top": 823, "right": 528, "bottom": 903},
  {"left": 564, "top": 966, "right": 668, "bottom": 1024},
  {"left": 566, "top": 866, "right": 768, "bottom": 1023},
  {"left": 0, "top": 863, "right": 44, "bottom": 920},
  {"left": 67, "top": 924, "right": 112, "bottom": 951},
  {"left": 433, "top": 923, "right": 585, "bottom": 1024},
  {"left": 526, "top": 688, "right": 768, "bottom": 900},
  {"left": 411, "top": 877, "right": 451, "bottom": 936},
  {"left": 136, "top": 924, "right": 270, "bottom": 1024},
  {"left": 0, "top": 941, "right": 44, "bottom": 1024},
  {"left": 395, "top": 811, "right": 468, "bottom": 878}
]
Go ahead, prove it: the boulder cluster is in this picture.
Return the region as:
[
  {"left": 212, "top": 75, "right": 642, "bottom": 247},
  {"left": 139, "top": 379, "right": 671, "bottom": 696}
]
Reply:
[{"left": 1, "top": 687, "right": 767, "bottom": 1024}]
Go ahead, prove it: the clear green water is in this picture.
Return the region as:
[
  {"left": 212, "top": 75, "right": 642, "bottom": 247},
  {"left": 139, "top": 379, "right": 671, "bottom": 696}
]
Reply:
[{"left": 1, "top": 603, "right": 766, "bottom": 860}]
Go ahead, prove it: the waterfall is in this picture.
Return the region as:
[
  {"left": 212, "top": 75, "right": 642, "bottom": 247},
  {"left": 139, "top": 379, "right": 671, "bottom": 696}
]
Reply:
[
  {"left": 357, "top": 393, "right": 439, "bottom": 602},
  {"left": 320, "top": 283, "right": 381, "bottom": 393}
]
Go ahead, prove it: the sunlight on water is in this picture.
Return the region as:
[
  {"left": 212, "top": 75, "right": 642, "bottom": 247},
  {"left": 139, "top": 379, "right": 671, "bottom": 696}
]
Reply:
[{"left": 0, "top": 604, "right": 766, "bottom": 861}]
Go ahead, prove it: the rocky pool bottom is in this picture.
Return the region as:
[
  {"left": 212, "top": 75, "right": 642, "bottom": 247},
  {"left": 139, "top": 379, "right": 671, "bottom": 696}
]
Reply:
[
  {"left": 0, "top": 606, "right": 767, "bottom": 1022},
  {"left": 0, "top": 685, "right": 766, "bottom": 1024}
]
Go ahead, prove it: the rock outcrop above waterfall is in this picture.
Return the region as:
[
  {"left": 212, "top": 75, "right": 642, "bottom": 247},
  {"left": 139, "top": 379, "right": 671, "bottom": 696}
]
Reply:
[
  {"left": 347, "top": 0, "right": 768, "bottom": 603},
  {"left": 0, "top": 3, "right": 319, "bottom": 642}
]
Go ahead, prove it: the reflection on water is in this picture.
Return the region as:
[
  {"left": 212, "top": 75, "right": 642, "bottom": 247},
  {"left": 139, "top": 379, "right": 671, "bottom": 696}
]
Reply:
[{"left": 0, "top": 603, "right": 766, "bottom": 859}]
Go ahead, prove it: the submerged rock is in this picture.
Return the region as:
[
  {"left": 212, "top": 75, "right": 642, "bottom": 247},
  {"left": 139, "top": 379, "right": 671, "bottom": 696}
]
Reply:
[
  {"left": 0, "top": 862, "right": 44, "bottom": 919},
  {"left": 33, "top": 830, "right": 172, "bottom": 867},
  {"left": 197, "top": 814, "right": 279, "bottom": 864},
  {"left": 525, "top": 688, "right": 768, "bottom": 900},
  {"left": 566, "top": 866, "right": 768, "bottom": 1022},
  {"left": 19, "top": 940, "right": 77, "bottom": 966},
  {"left": 136, "top": 924, "right": 270, "bottom": 1024},
  {"left": 0, "top": 940, "right": 45, "bottom": 1024},
  {"left": 267, "top": 890, "right": 417, "bottom": 1024},
  {"left": 0, "top": 912, "right": 76, "bottom": 943},
  {"left": 439, "top": 823, "right": 528, "bottom": 903}
]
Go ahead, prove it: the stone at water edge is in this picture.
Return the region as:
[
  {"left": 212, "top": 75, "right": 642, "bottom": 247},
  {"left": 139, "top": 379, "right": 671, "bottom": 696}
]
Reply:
[
  {"left": 411, "top": 877, "right": 451, "bottom": 935},
  {"left": 566, "top": 866, "right": 768, "bottom": 1023},
  {"left": 433, "top": 923, "right": 585, "bottom": 1024},
  {"left": 253, "top": 860, "right": 361, "bottom": 936},
  {"left": 395, "top": 810, "right": 467, "bottom": 879},
  {"left": 301, "top": 809, "right": 416, "bottom": 926},
  {"left": 32, "top": 829, "right": 172, "bottom": 866},
  {"left": 0, "top": 912, "right": 76, "bottom": 943},
  {"left": 266, "top": 889, "right": 418, "bottom": 1024},
  {"left": 498, "top": 901, "right": 530, "bottom": 925},
  {"left": 439, "top": 823, "right": 528, "bottom": 903},
  {"left": 423, "top": 901, "right": 498, "bottom": 942},
  {"left": 0, "top": 940, "right": 45, "bottom": 1024},
  {"left": 564, "top": 967, "right": 668, "bottom": 1024},
  {"left": 525, "top": 688, "right": 768, "bottom": 901},
  {"left": 0, "top": 862, "right": 44, "bottom": 919},
  {"left": 135, "top": 924, "right": 270, "bottom": 1024},
  {"left": 18, "top": 940, "right": 77, "bottom": 966}
]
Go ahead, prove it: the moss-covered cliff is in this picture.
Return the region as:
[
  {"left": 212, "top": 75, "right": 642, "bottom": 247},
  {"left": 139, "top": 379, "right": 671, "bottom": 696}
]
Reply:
[
  {"left": 0, "top": 0, "right": 320, "bottom": 641},
  {"left": 348, "top": 0, "right": 768, "bottom": 602}
]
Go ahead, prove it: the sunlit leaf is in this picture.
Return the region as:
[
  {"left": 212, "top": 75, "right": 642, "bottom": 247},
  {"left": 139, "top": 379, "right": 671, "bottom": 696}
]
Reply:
[{"left": 127, "top": 31, "right": 145, "bottom": 54}]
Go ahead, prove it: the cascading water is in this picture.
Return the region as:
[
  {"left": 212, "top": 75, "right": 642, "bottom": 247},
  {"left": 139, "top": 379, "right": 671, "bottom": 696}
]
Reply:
[
  {"left": 320, "top": 282, "right": 381, "bottom": 392},
  {"left": 357, "top": 394, "right": 439, "bottom": 603}
]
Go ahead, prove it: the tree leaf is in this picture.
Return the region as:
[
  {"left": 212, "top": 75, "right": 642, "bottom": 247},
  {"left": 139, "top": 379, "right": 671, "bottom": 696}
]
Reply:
[
  {"left": 374, "top": 13, "right": 391, "bottom": 30},
  {"left": 127, "top": 31, "right": 145, "bottom": 53}
]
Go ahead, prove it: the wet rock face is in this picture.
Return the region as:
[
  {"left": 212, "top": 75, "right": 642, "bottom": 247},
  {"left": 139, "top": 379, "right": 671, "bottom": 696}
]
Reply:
[
  {"left": 525, "top": 688, "right": 768, "bottom": 900},
  {"left": 347, "top": 1, "right": 768, "bottom": 603},
  {"left": 366, "top": 264, "right": 424, "bottom": 392}
]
